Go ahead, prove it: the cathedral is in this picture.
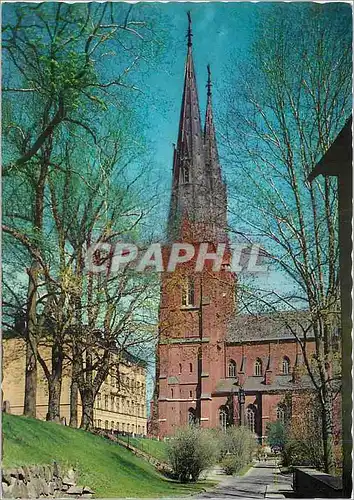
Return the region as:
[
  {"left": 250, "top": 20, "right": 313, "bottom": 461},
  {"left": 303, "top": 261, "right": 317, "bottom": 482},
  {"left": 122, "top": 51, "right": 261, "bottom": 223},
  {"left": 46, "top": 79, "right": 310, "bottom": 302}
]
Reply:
[{"left": 152, "top": 15, "right": 324, "bottom": 442}]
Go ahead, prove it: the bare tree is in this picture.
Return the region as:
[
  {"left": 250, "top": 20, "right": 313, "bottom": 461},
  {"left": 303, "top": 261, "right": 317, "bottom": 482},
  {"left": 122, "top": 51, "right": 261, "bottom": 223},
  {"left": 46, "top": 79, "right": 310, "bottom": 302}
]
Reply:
[{"left": 221, "top": 3, "right": 351, "bottom": 473}]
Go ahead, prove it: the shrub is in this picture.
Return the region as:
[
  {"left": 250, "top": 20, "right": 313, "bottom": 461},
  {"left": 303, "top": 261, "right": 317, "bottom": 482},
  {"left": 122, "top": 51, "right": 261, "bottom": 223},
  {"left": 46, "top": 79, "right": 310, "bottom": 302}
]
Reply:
[
  {"left": 166, "top": 426, "right": 219, "bottom": 483},
  {"left": 220, "top": 426, "right": 256, "bottom": 474}
]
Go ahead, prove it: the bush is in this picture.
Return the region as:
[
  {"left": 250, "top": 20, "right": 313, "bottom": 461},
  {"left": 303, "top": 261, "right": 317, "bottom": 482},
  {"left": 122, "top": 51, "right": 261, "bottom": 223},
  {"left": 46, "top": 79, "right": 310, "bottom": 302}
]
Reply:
[
  {"left": 166, "top": 426, "right": 219, "bottom": 483},
  {"left": 220, "top": 426, "right": 256, "bottom": 475}
]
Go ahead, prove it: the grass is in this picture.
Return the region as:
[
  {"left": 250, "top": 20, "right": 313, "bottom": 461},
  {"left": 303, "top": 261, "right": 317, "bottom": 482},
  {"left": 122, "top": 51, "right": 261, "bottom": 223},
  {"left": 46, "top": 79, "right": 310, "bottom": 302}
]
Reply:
[
  {"left": 2, "top": 414, "right": 216, "bottom": 498},
  {"left": 117, "top": 435, "right": 167, "bottom": 462}
]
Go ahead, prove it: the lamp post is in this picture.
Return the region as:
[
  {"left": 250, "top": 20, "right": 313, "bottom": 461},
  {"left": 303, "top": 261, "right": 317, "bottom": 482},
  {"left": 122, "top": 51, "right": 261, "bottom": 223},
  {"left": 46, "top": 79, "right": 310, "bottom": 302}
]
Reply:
[{"left": 238, "top": 387, "right": 245, "bottom": 427}]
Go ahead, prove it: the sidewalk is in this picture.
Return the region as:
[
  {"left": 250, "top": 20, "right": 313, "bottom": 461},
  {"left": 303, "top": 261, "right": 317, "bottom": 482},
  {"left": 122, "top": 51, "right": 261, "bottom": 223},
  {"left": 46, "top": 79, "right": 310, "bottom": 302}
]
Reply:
[{"left": 197, "top": 460, "right": 293, "bottom": 499}]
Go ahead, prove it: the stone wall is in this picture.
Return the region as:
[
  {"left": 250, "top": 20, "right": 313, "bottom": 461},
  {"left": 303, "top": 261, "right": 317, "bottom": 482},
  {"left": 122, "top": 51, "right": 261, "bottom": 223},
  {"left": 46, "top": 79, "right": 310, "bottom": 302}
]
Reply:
[
  {"left": 1, "top": 463, "right": 94, "bottom": 499},
  {"left": 293, "top": 467, "right": 342, "bottom": 498}
]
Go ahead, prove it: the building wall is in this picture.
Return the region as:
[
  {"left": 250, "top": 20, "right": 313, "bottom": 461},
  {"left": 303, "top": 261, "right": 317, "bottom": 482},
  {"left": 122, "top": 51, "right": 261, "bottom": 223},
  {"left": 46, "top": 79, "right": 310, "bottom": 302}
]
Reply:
[{"left": 2, "top": 339, "right": 147, "bottom": 435}]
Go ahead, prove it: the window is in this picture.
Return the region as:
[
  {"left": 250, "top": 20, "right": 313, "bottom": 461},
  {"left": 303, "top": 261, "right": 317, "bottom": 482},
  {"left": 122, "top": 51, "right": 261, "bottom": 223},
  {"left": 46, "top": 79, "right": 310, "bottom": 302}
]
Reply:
[
  {"left": 219, "top": 406, "right": 228, "bottom": 431},
  {"left": 117, "top": 422, "right": 120, "bottom": 431},
  {"left": 105, "top": 420, "right": 108, "bottom": 430},
  {"left": 246, "top": 405, "right": 256, "bottom": 433},
  {"left": 189, "top": 390, "right": 193, "bottom": 398},
  {"left": 138, "top": 425, "right": 141, "bottom": 434},
  {"left": 182, "top": 162, "right": 190, "bottom": 183},
  {"left": 127, "top": 423, "right": 130, "bottom": 433},
  {"left": 132, "top": 424, "right": 135, "bottom": 433},
  {"left": 98, "top": 419, "right": 102, "bottom": 428},
  {"left": 94, "top": 420, "right": 97, "bottom": 428},
  {"left": 111, "top": 421, "right": 114, "bottom": 430},
  {"left": 179, "top": 363, "right": 182, "bottom": 374},
  {"left": 104, "top": 395, "right": 108, "bottom": 410},
  {"left": 228, "top": 360, "right": 237, "bottom": 378},
  {"left": 189, "top": 363, "right": 193, "bottom": 373},
  {"left": 188, "top": 407, "right": 196, "bottom": 425},
  {"left": 171, "top": 388, "right": 174, "bottom": 399},
  {"left": 282, "top": 357, "right": 290, "bottom": 375},
  {"left": 97, "top": 393, "right": 101, "bottom": 409},
  {"left": 122, "top": 423, "right": 125, "bottom": 431},
  {"left": 111, "top": 396, "right": 115, "bottom": 411},
  {"left": 182, "top": 277, "right": 195, "bottom": 306},
  {"left": 277, "top": 406, "right": 286, "bottom": 424},
  {"left": 254, "top": 358, "right": 262, "bottom": 376}
]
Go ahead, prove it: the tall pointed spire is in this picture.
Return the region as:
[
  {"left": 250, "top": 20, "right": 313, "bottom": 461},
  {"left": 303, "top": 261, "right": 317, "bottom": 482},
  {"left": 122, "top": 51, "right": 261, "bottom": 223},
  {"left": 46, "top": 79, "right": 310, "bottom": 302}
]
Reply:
[
  {"left": 203, "top": 65, "right": 227, "bottom": 240},
  {"left": 168, "top": 12, "right": 211, "bottom": 241}
]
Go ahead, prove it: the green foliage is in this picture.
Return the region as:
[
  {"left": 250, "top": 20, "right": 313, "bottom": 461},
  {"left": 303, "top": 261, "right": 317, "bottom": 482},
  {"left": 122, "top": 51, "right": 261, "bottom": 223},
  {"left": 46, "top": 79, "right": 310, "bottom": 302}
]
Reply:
[
  {"left": 219, "top": 426, "right": 256, "bottom": 475},
  {"left": 3, "top": 414, "right": 213, "bottom": 498},
  {"left": 266, "top": 421, "right": 286, "bottom": 450},
  {"left": 167, "top": 426, "right": 219, "bottom": 483}
]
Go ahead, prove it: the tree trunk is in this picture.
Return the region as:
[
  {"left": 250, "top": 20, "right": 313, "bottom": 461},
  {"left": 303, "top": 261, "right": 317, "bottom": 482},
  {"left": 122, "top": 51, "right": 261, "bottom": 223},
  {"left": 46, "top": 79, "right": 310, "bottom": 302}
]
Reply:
[
  {"left": 69, "top": 347, "right": 80, "bottom": 428},
  {"left": 80, "top": 388, "right": 94, "bottom": 431},
  {"left": 47, "top": 377, "right": 62, "bottom": 421},
  {"left": 24, "top": 263, "right": 38, "bottom": 417},
  {"left": 322, "top": 391, "right": 336, "bottom": 475}
]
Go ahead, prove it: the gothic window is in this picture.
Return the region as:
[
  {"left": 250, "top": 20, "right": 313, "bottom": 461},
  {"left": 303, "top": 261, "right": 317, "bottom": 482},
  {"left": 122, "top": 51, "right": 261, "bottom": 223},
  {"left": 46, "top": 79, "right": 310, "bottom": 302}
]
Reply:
[
  {"left": 188, "top": 407, "right": 196, "bottom": 425},
  {"left": 228, "top": 360, "right": 237, "bottom": 378},
  {"left": 246, "top": 405, "right": 256, "bottom": 433},
  {"left": 189, "top": 362, "right": 193, "bottom": 373},
  {"left": 254, "top": 358, "right": 262, "bottom": 376},
  {"left": 276, "top": 406, "right": 286, "bottom": 424},
  {"left": 182, "top": 162, "right": 190, "bottom": 183},
  {"left": 219, "top": 406, "right": 228, "bottom": 431},
  {"left": 111, "top": 395, "right": 115, "bottom": 411},
  {"left": 104, "top": 395, "right": 108, "bottom": 410},
  {"left": 282, "top": 357, "right": 290, "bottom": 375},
  {"left": 182, "top": 277, "right": 195, "bottom": 306}
]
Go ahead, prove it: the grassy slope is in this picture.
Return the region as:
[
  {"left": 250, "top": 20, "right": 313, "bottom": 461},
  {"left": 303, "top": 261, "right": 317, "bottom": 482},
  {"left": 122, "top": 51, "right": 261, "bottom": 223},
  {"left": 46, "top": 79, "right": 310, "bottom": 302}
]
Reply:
[
  {"left": 117, "top": 436, "right": 167, "bottom": 462},
  {"left": 2, "top": 414, "right": 213, "bottom": 498}
]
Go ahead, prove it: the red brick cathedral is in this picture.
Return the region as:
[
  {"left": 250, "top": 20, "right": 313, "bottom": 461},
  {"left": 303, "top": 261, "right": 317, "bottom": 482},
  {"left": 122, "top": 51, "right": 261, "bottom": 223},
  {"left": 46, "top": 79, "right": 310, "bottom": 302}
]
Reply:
[{"left": 153, "top": 15, "right": 318, "bottom": 440}]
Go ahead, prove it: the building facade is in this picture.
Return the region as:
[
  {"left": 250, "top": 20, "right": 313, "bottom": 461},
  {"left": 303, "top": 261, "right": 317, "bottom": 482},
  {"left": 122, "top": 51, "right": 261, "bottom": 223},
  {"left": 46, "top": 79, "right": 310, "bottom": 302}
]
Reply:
[
  {"left": 3, "top": 339, "right": 148, "bottom": 435},
  {"left": 153, "top": 16, "right": 335, "bottom": 441}
]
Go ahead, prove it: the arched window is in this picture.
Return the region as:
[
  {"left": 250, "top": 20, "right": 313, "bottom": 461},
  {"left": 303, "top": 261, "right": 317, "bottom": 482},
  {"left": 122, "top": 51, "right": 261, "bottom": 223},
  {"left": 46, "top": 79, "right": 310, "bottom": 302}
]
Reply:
[
  {"left": 246, "top": 405, "right": 256, "bottom": 433},
  {"left": 189, "top": 362, "right": 193, "bottom": 373},
  {"left": 219, "top": 405, "right": 228, "bottom": 431},
  {"left": 254, "top": 358, "right": 262, "bottom": 376},
  {"left": 182, "top": 163, "right": 190, "bottom": 183},
  {"left": 171, "top": 388, "right": 174, "bottom": 399},
  {"left": 105, "top": 420, "right": 108, "bottom": 430},
  {"left": 276, "top": 406, "right": 285, "bottom": 424},
  {"left": 98, "top": 419, "right": 102, "bottom": 428},
  {"left": 111, "top": 421, "right": 114, "bottom": 430},
  {"left": 282, "top": 357, "right": 290, "bottom": 375},
  {"left": 188, "top": 407, "right": 196, "bottom": 425},
  {"left": 182, "top": 277, "right": 195, "bottom": 306},
  {"left": 179, "top": 363, "right": 182, "bottom": 374},
  {"left": 228, "top": 360, "right": 237, "bottom": 378}
]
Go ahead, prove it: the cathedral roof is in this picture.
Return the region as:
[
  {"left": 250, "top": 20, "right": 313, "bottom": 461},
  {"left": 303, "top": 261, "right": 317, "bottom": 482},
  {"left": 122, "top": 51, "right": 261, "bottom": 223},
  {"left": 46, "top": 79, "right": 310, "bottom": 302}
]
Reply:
[
  {"left": 226, "top": 311, "right": 316, "bottom": 344},
  {"left": 213, "top": 374, "right": 315, "bottom": 394}
]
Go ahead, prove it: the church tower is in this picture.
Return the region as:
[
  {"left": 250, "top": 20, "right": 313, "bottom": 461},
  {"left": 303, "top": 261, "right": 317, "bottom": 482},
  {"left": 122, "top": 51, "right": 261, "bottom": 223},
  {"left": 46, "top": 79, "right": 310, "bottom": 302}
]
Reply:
[{"left": 154, "top": 13, "right": 235, "bottom": 437}]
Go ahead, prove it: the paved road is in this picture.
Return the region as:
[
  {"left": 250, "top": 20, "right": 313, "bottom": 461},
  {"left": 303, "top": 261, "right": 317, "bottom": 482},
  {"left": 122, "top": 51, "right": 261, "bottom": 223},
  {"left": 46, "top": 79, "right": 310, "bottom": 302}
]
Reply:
[{"left": 197, "top": 460, "right": 293, "bottom": 499}]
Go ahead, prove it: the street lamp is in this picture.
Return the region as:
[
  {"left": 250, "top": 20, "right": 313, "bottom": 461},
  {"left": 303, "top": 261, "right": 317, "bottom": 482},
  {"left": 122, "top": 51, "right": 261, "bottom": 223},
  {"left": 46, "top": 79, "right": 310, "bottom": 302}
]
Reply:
[{"left": 238, "top": 387, "right": 245, "bottom": 427}]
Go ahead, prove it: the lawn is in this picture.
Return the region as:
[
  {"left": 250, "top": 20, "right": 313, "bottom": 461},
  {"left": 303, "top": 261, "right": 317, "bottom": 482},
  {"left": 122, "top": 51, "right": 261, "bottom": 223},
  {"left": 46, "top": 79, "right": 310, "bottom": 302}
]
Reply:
[
  {"left": 2, "top": 414, "right": 215, "bottom": 498},
  {"left": 117, "top": 435, "right": 167, "bottom": 462}
]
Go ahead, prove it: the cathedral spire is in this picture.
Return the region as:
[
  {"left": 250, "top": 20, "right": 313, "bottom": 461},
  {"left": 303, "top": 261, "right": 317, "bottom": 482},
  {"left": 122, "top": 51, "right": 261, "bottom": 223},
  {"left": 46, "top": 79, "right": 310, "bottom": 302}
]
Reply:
[
  {"left": 203, "top": 65, "right": 227, "bottom": 240},
  {"left": 168, "top": 12, "right": 208, "bottom": 240}
]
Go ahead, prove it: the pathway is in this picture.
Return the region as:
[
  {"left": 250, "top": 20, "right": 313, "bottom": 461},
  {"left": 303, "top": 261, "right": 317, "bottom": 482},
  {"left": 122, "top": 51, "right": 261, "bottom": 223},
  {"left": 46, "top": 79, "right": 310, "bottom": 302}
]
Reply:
[{"left": 198, "top": 460, "right": 293, "bottom": 499}]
